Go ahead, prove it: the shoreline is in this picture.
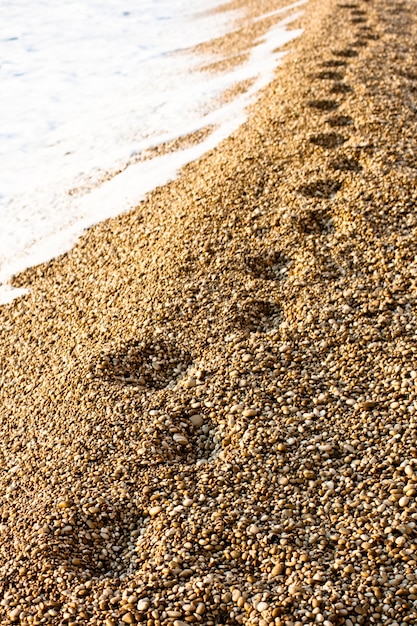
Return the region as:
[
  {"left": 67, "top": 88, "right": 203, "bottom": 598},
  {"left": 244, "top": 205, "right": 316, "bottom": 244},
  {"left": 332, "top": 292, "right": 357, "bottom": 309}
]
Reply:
[
  {"left": 2, "top": 0, "right": 417, "bottom": 624},
  {"left": 0, "top": 0, "right": 302, "bottom": 306}
]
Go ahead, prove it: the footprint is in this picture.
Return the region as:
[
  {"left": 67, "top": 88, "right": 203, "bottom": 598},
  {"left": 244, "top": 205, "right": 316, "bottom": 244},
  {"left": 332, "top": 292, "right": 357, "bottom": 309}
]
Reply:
[
  {"left": 330, "top": 83, "right": 354, "bottom": 94},
  {"left": 298, "top": 180, "right": 342, "bottom": 199},
  {"left": 359, "top": 33, "right": 379, "bottom": 40},
  {"left": 333, "top": 48, "right": 359, "bottom": 58},
  {"left": 246, "top": 250, "right": 289, "bottom": 280},
  {"left": 90, "top": 339, "right": 192, "bottom": 390},
  {"left": 308, "top": 99, "right": 339, "bottom": 111},
  {"left": 351, "top": 17, "right": 367, "bottom": 23},
  {"left": 294, "top": 209, "right": 335, "bottom": 234},
  {"left": 326, "top": 114, "right": 354, "bottom": 127},
  {"left": 50, "top": 498, "right": 147, "bottom": 578},
  {"left": 315, "top": 70, "right": 345, "bottom": 80},
  {"left": 233, "top": 299, "right": 283, "bottom": 333},
  {"left": 309, "top": 132, "right": 346, "bottom": 148},
  {"left": 351, "top": 39, "right": 369, "bottom": 48},
  {"left": 330, "top": 156, "right": 362, "bottom": 172},
  {"left": 338, "top": 3, "right": 358, "bottom": 7},
  {"left": 322, "top": 60, "right": 348, "bottom": 67},
  {"left": 398, "top": 70, "right": 417, "bottom": 81}
]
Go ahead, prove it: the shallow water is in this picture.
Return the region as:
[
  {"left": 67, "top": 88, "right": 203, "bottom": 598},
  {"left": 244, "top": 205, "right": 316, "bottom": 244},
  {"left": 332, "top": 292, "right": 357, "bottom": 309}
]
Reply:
[{"left": 0, "top": 0, "right": 305, "bottom": 303}]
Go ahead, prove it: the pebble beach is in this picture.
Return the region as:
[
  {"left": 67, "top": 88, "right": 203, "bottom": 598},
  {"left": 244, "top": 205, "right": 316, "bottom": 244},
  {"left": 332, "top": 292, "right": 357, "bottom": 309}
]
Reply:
[{"left": 2, "top": 0, "right": 417, "bottom": 624}]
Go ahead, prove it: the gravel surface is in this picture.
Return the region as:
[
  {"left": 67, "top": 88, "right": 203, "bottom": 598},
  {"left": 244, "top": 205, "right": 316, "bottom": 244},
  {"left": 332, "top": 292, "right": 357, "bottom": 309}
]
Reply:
[{"left": 2, "top": 0, "right": 417, "bottom": 624}]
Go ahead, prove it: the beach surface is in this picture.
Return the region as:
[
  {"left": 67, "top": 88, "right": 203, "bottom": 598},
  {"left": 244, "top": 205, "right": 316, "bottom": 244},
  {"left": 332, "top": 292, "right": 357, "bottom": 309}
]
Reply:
[{"left": 2, "top": 0, "right": 417, "bottom": 624}]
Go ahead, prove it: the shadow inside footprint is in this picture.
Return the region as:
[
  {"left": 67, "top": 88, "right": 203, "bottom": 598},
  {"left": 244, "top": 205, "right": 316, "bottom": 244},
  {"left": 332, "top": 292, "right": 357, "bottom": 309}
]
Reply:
[
  {"left": 238, "top": 300, "right": 283, "bottom": 333},
  {"left": 315, "top": 70, "right": 345, "bottom": 80},
  {"left": 91, "top": 339, "right": 192, "bottom": 389},
  {"left": 330, "top": 156, "right": 362, "bottom": 172},
  {"left": 295, "top": 209, "right": 335, "bottom": 234},
  {"left": 309, "top": 132, "right": 346, "bottom": 148},
  {"left": 298, "top": 180, "right": 342, "bottom": 199},
  {"left": 351, "top": 39, "right": 369, "bottom": 47},
  {"left": 242, "top": 300, "right": 283, "bottom": 333},
  {"left": 246, "top": 250, "right": 289, "bottom": 280},
  {"left": 333, "top": 48, "right": 359, "bottom": 58},
  {"left": 322, "top": 60, "right": 348, "bottom": 67},
  {"left": 308, "top": 99, "right": 339, "bottom": 111},
  {"left": 351, "top": 17, "right": 367, "bottom": 23},
  {"left": 330, "top": 83, "right": 354, "bottom": 94},
  {"left": 398, "top": 70, "right": 417, "bottom": 81},
  {"left": 326, "top": 114, "right": 354, "bottom": 127}
]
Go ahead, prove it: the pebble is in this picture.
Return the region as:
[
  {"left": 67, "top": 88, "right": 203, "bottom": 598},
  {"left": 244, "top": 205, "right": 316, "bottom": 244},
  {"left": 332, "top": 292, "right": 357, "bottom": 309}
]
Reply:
[
  {"left": 173, "top": 433, "right": 188, "bottom": 445},
  {"left": 149, "top": 506, "right": 162, "bottom": 516},
  {"left": 137, "top": 600, "right": 150, "bottom": 611},
  {"left": 271, "top": 563, "right": 285, "bottom": 576},
  {"left": 9, "top": 608, "right": 21, "bottom": 622},
  {"left": 190, "top": 414, "right": 204, "bottom": 427}
]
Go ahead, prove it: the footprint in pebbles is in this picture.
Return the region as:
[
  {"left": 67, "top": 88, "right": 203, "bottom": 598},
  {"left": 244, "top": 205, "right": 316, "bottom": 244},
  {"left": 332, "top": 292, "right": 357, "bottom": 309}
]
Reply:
[{"left": 90, "top": 339, "right": 192, "bottom": 390}]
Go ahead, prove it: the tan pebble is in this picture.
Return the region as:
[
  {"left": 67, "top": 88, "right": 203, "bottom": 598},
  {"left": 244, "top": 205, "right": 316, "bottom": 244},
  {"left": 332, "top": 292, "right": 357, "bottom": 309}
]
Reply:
[
  {"left": 231, "top": 404, "right": 244, "bottom": 413},
  {"left": 105, "top": 620, "right": 115, "bottom": 626},
  {"left": 288, "top": 584, "right": 301, "bottom": 595},
  {"left": 303, "top": 470, "right": 316, "bottom": 479},
  {"left": 242, "top": 354, "right": 253, "bottom": 362},
  {"left": 9, "top": 608, "right": 21, "bottom": 622},
  {"left": 137, "top": 600, "right": 149, "bottom": 611},
  {"left": 173, "top": 434, "right": 188, "bottom": 446},
  {"left": 344, "top": 564, "right": 354, "bottom": 574},
  {"left": 180, "top": 568, "right": 193, "bottom": 577},
  {"left": 122, "top": 614, "right": 136, "bottom": 625},
  {"left": 184, "top": 377, "right": 196, "bottom": 389},
  {"left": 359, "top": 400, "right": 378, "bottom": 409},
  {"left": 243, "top": 408, "right": 258, "bottom": 417},
  {"left": 195, "top": 603, "right": 206, "bottom": 615},
  {"left": 183, "top": 498, "right": 193, "bottom": 507},
  {"left": 58, "top": 499, "right": 74, "bottom": 509},
  {"left": 399, "top": 496, "right": 410, "bottom": 507},
  {"left": 248, "top": 524, "right": 260, "bottom": 535},
  {"left": 174, "top": 621, "right": 188, "bottom": 626},
  {"left": 271, "top": 563, "right": 285, "bottom": 576},
  {"left": 279, "top": 476, "right": 289, "bottom": 485},
  {"left": 232, "top": 590, "right": 241, "bottom": 602},
  {"left": 190, "top": 414, "right": 204, "bottom": 427},
  {"left": 149, "top": 506, "right": 162, "bottom": 516},
  {"left": 257, "top": 601, "right": 269, "bottom": 612}
]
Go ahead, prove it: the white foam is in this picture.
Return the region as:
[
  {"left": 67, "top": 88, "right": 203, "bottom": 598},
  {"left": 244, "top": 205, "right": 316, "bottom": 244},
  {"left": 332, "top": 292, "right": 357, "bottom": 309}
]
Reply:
[{"left": 0, "top": 1, "right": 304, "bottom": 304}]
